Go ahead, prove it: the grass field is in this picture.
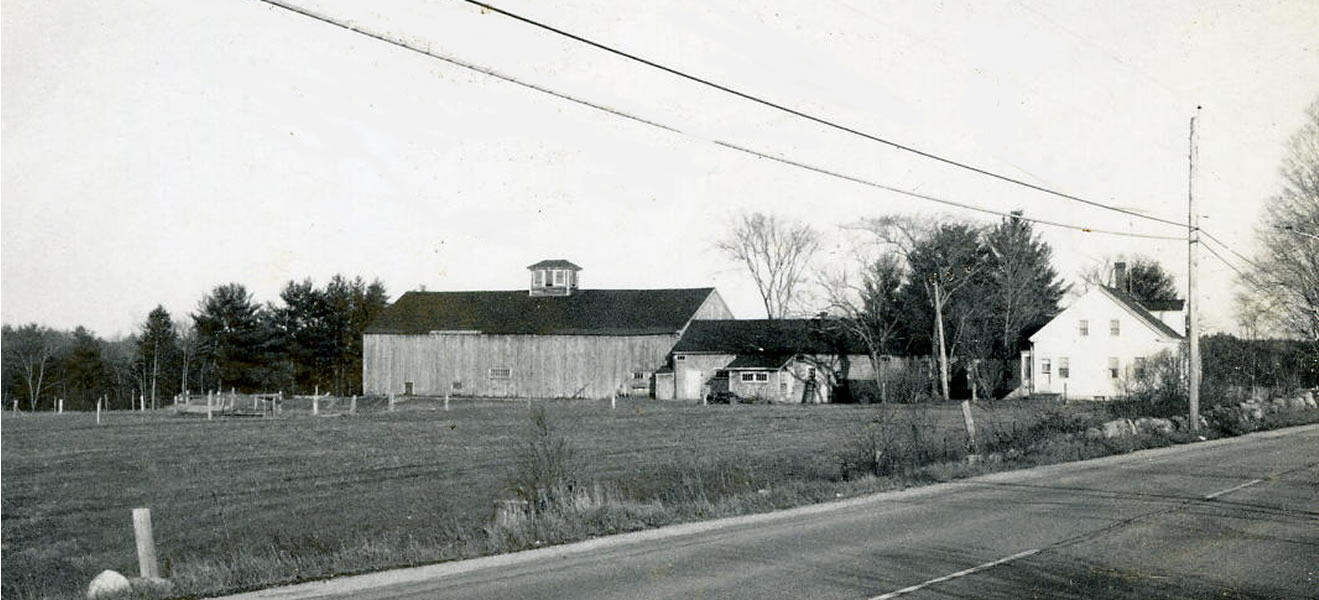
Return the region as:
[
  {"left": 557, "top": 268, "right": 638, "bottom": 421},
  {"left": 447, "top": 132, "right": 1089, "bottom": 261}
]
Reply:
[{"left": 4, "top": 396, "right": 1307, "bottom": 599}]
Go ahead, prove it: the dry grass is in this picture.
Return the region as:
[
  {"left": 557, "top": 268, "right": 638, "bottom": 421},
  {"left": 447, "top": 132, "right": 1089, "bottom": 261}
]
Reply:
[{"left": 4, "top": 397, "right": 1312, "bottom": 599}]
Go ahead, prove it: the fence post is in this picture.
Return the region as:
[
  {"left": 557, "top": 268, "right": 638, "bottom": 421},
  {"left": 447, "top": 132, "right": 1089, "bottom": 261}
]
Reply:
[
  {"left": 131, "top": 508, "right": 159, "bottom": 579},
  {"left": 388, "top": 393, "right": 395, "bottom": 412},
  {"left": 610, "top": 391, "right": 616, "bottom": 410},
  {"left": 313, "top": 396, "right": 319, "bottom": 416},
  {"left": 58, "top": 398, "right": 64, "bottom": 414},
  {"left": 140, "top": 394, "right": 146, "bottom": 412},
  {"left": 97, "top": 398, "right": 103, "bottom": 425},
  {"left": 350, "top": 395, "right": 357, "bottom": 414},
  {"left": 444, "top": 393, "right": 449, "bottom": 412},
  {"left": 207, "top": 392, "right": 213, "bottom": 421}
]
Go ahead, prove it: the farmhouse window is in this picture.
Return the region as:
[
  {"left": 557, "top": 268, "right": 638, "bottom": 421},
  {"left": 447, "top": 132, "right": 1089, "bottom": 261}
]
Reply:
[
  {"left": 1134, "top": 356, "right": 1148, "bottom": 378},
  {"left": 1041, "top": 358, "right": 1051, "bottom": 375},
  {"left": 1059, "top": 358, "right": 1070, "bottom": 379},
  {"left": 489, "top": 367, "right": 511, "bottom": 379},
  {"left": 1079, "top": 320, "right": 1089, "bottom": 336},
  {"left": 740, "top": 372, "right": 769, "bottom": 382},
  {"left": 1110, "top": 319, "right": 1120, "bottom": 336},
  {"left": 1107, "top": 357, "right": 1120, "bottom": 379}
]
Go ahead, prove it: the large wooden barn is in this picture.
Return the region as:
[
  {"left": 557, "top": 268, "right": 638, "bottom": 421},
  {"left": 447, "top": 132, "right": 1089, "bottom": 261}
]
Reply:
[{"left": 362, "top": 260, "right": 732, "bottom": 398}]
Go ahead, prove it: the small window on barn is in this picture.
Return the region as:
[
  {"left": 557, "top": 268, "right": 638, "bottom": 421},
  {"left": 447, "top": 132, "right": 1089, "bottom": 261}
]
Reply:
[
  {"left": 631, "top": 371, "right": 647, "bottom": 380},
  {"left": 1107, "top": 357, "right": 1120, "bottom": 379},
  {"left": 1079, "top": 320, "right": 1089, "bottom": 336},
  {"left": 1110, "top": 319, "right": 1120, "bottom": 336},
  {"left": 755, "top": 372, "right": 769, "bottom": 382},
  {"left": 451, "top": 381, "right": 463, "bottom": 391},
  {"left": 1041, "top": 358, "right": 1052, "bottom": 375},
  {"left": 1059, "top": 358, "right": 1069, "bottom": 379},
  {"left": 740, "top": 373, "right": 756, "bottom": 382},
  {"left": 675, "top": 355, "right": 686, "bottom": 361},
  {"left": 489, "top": 367, "right": 511, "bottom": 379}
]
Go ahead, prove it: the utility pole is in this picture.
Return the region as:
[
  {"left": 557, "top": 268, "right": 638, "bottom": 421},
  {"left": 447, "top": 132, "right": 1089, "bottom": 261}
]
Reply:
[{"left": 1187, "top": 109, "right": 1202, "bottom": 432}]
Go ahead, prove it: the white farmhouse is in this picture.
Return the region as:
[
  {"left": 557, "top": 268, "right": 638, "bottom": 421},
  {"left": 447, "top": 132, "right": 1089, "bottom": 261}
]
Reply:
[{"left": 1023, "top": 285, "right": 1184, "bottom": 400}]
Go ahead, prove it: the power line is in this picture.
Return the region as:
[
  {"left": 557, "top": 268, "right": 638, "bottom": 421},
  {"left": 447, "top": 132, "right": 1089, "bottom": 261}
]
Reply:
[
  {"left": 713, "top": 140, "right": 1184, "bottom": 240},
  {"left": 1200, "top": 229, "right": 1267, "bottom": 272},
  {"left": 461, "top": 0, "right": 1190, "bottom": 230},
  {"left": 252, "top": 0, "right": 1184, "bottom": 242}
]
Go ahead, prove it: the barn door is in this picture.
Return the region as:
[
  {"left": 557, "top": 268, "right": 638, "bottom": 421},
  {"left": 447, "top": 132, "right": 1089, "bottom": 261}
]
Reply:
[{"left": 681, "top": 370, "right": 703, "bottom": 400}]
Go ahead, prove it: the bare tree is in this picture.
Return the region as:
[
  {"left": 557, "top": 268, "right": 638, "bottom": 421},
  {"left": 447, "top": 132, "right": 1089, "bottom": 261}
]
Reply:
[
  {"left": 859, "top": 216, "right": 986, "bottom": 401},
  {"left": 820, "top": 254, "right": 905, "bottom": 402},
  {"left": 3, "top": 324, "right": 63, "bottom": 410},
  {"left": 1248, "top": 98, "right": 1319, "bottom": 340},
  {"left": 718, "top": 212, "right": 820, "bottom": 319}
]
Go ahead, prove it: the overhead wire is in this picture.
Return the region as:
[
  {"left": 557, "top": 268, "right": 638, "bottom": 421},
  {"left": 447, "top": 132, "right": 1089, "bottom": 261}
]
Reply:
[
  {"left": 460, "top": 0, "right": 1190, "bottom": 230},
  {"left": 252, "top": 0, "right": 1186, "bottom": 242}
]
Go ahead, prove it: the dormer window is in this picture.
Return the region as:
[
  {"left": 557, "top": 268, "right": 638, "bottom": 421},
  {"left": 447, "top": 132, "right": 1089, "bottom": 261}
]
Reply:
[{"left": 527, "top": 259, "right": 582, "bottom": 297}]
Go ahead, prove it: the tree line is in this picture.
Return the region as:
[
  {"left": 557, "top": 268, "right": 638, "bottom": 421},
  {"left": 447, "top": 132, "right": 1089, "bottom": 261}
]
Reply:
[{"left": 1, "top": 275, "right": 388, "bottom": 411}]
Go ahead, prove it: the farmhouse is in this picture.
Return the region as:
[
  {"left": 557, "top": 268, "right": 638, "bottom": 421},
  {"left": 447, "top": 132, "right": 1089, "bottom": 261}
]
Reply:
[
  {"left": 1023, "top": 270, "right": 1185, "bottom": 400},
  {"left": 362, "top": 260, "right": 732, "bottom": 398},
  {"left": 657, "top": 319, "right": 879, "bottom": 403}
]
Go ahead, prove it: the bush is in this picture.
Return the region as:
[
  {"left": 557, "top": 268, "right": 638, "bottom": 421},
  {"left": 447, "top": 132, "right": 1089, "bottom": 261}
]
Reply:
[{"left": 506, "top": 405, "right": 580, "bottom": 514}]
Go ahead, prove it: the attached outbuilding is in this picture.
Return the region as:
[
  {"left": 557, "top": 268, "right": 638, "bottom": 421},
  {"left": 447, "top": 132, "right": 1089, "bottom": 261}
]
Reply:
[{"left": 362, "top": 260, "right": 732, "bottom": 399}]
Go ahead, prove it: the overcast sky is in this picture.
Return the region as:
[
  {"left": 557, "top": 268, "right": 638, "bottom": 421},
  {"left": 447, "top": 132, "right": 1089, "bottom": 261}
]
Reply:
[{"left": 4, "top": 0, "right": 1318, "bottom": 338}]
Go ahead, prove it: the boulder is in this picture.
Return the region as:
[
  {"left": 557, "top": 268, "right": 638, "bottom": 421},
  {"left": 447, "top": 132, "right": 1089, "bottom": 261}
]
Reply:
[
  {"left": 1133, "top": 417, "right": 1175, "bottom": 435},
  {"left": 87, "top": 570, "right": 131, "bottom": 599},
  {"left": 1239, "top": 402, "right": 1265, "bottom": 421},
  {"left": 1098, "top": 418, "right": 1136, "bottom": 439}
]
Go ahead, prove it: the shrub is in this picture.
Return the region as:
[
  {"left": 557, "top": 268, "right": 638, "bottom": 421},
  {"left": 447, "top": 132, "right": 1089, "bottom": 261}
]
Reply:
[{"left": 506, "top": 405, "right": 580, "bottom": 514}]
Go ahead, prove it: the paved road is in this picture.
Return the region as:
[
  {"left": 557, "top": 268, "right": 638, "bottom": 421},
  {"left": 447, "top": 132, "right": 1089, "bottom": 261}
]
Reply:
[{"left": 226, "top": 425, "right": 1319, "bottom": 600}]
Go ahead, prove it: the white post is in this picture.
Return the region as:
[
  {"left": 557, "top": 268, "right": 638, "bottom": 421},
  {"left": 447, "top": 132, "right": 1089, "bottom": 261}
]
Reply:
[
  {"left": 610, "top": 391, "right": 616, "bottom": 410},
  {"left": 96, "top": 398, "right": 102, "bottom": 425},
  {"left": 58, "top": 398, "right": 64, "bottom": 414},
  {"left": 140, "top": 394, "right": 146, "bottom": 412},
  {"left": 314, "top": 385, "right": 318, "bottom": 397},
  {"left": 312, "top": 396, "right": 319, "bottom": 416},
  {"left": 207, "top": 391, "right": 213, "bottom": 421},
  {"left": 132, "top": 508, "right": 159, "bottom": 579},
  {"left": 351, "top": 395, "right": 357, "bottom": 414},
  {"left": 388, "top": 393, "right": 395, "bottom": 412}
]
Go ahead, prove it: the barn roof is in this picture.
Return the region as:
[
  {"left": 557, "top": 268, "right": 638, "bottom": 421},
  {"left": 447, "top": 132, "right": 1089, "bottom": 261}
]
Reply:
[
  {"left": 365, "top": 288, "right": 718, "bottom": 336},
  {"left": 672, "top": 319, "right": 867, "bottom": 355}
]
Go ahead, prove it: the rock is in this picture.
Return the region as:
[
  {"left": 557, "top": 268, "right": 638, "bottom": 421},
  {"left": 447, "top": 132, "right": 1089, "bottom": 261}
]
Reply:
[
  {"left": 1134, "top": 417, "right": 1175, "bottom": 435},
  {"left": 1084, "top": 427, "right": 1103, "bottom": 440},
  {"left": 1099, "top": 418, "right": 1136, "bottom": 439},
  {"left": 1239, "top": 403, "right": 1265, "bottom": 421},
  {"left": 87, "top": 570, "right": 131, "bottom": 599}
]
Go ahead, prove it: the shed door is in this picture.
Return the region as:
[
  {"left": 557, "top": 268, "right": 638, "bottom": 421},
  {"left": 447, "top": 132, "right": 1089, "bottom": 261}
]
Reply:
[{"left": 681, "top": 370, "right": 703, "bottom": 400}]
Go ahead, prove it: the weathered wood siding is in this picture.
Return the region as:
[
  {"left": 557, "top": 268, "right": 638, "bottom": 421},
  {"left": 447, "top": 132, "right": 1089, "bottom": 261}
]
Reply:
[{"left": 363, "top": 333, "right": 679, "bottom": 399}]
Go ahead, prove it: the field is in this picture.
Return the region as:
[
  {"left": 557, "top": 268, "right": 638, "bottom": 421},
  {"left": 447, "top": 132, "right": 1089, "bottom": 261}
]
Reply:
[{"left": 0, "top": 396, "right": 1220, "bottom": 599}]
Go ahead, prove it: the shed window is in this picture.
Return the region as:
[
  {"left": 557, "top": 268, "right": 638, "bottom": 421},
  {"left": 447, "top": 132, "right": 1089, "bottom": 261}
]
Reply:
[
  {"left": 1059, "top": 358, "right": 1070, "bottom": 379},
  {"left": 1107, "top": 358, "right": 1120, "bottom": 379},
  {"left": 1041, "top": 358, "right": 1051, "bottom": 375},
  {"left": 1079, "top": 320, "right": 1089, "bottom": 336},
  {"left": 489, "top": 367, "right": 511, "bottom": 379},
  {"left": 535, "top": 270, "right": 545, "bottom": 287},
  {"left": 740, "top": 372, "right": 769, "bottom": 382},
  {"left": 1110, "top": 319, "right": 1121, "bottom": 336},
  {"left": 553, "top": 270, "right": 565, "bottom": 285}
]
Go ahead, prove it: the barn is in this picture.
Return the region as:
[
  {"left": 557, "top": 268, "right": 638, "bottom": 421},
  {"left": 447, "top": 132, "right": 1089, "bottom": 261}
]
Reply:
[{"left": 362, "top": 260, "right": 732, "bottom": 398}]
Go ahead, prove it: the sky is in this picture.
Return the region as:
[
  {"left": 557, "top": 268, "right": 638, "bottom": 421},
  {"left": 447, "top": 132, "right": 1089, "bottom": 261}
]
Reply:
[{"left": 3, "top": 0, "right": 1318, "bottom": 338}]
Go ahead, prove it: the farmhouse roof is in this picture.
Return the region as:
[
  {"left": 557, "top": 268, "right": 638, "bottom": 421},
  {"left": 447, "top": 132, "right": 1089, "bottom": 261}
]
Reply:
[
  {"left": 365, "top": 288, "right": 718, "bottom": 336},
  {"left": 672, "top": 319, "right": 867, "bottom": 355},
  {"left": 1100, "top": 286, "right": 1185, "bottom": 339},
  {"left": 526, "top": 259, "right": 582, "bottom": 271}
]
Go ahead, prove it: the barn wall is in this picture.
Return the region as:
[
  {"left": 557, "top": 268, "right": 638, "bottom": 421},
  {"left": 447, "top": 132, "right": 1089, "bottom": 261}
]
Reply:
[{"left": 363, "top": 333, "right": 679, "bottom": 399}]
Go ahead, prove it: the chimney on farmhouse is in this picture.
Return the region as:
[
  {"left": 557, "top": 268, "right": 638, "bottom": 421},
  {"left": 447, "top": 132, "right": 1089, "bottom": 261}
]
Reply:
[
  {"left": 1113, "top": 262, "right": 1128, "bottom": 291},
  {"left": 527, "top": 259, "right": 582, "bottom": 297}
]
